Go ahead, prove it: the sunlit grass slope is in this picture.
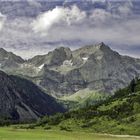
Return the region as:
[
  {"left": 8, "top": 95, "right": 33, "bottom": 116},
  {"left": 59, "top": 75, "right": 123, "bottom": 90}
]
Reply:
[{"left": 0, "top": 127, "right": 139, "bottom": 140}]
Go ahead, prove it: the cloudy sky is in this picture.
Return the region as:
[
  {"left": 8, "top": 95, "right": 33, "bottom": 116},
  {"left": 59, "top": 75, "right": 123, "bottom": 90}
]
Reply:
[{"left": 0, "top": 0, "right": 139, "bottom": 58}]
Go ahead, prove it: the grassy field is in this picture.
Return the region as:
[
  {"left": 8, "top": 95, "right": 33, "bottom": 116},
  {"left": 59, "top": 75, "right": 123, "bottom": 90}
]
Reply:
[{"left": 0, "top": 127, "right": 139, "bottom": 140}]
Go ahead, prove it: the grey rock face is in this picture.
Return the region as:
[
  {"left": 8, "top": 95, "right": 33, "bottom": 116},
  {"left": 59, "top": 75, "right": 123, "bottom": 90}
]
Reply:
[
  {"left": 37, "top": 67, "right": 87, "bottom": 97},
  {"left": 0, "top": 48, "right": 24, "bottom": 70},
  {"left": 0, "top": 43, "right": 140, "bottom": 98},
  {"left": 28, "top": 47, "right": 72, "bottom": 67},
  {"left": 33, "top": 43, "right": 140, "bottom": 97},
  {"left": 0, "top": 71, "right": 64, "bottom": 122}
]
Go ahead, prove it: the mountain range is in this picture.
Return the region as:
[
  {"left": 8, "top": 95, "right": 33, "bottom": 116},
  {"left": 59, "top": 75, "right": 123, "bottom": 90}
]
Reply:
[
  {"left": 0, "top": 42, "right": 140, "bottom": 122},
  {"left": 1, "top": 43, "right": 140, "bottom": 97}
]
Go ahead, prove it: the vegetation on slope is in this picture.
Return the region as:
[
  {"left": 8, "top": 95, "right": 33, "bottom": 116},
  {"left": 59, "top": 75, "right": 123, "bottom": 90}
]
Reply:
[
  {"left": 59, "top": 88, "right": 109, "bottom": 110},
  {"left": 0, "top": 71, "right": 65, "bottom": 125},
  {"left": 35, "top": 77, "right": 140, "bottom": 135}
]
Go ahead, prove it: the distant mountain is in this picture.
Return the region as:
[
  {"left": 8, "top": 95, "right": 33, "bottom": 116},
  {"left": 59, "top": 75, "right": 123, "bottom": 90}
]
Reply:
[
  {"left": 1, "top": 43, "right": 140, "bottom": 99},
  {"left": 0, "top": 48, "right": 24, "bottom": 70},
  {"left": 27, "top": 43, "right": 140, "bottom": 97},
  {"left": 28, "top": 47, "right": 72, "bottom": 67},
  {"left": 0, "top": 71, "right": 64, "bottom": 123}
]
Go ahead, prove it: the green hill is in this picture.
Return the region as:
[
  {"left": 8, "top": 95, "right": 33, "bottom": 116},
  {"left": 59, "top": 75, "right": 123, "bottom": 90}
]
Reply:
[
  {"left": 59, "top": 88, "right": 109, "bottom": 109},
  {"left": 35, "top": 78, "right": 140, "bottom": 136}
]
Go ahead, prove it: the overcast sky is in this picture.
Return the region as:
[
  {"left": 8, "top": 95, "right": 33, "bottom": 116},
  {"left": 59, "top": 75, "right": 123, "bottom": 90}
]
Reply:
[{"left": 0, "top": 0, "right": 139, "bottom": 59}]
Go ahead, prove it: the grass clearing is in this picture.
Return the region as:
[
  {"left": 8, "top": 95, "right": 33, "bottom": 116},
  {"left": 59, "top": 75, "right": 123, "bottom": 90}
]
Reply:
[{"left": 0, "top": 127, "right": 139, "bottom": 140}]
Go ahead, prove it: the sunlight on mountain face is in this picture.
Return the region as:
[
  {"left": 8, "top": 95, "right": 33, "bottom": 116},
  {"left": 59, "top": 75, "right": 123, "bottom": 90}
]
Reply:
[{"left": 0, "top": 0, "right": 139, "bottom": 59}]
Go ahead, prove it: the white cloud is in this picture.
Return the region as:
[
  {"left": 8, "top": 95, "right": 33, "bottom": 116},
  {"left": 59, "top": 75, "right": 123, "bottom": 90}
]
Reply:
[
  {"left": 31, "top": 3, "right": 140, "bottom": 46},
  {"left": 0, "top": 1, "right": 140, "bottom": 59},
  {"left": 31, "top": 5, "right": 86, "bottom": 35},
  {"left": 29, "top": 1, "right": 140, "bottom": 58},
  {"left": 32, "top": 2, "right": 134, "bottom": 35},
  {"left": 117, "top": 1, "right": 133, "bottom": 16},
  {"left": 0, "top": 13, "right": 6, "bottom": 31},
  {"left": 90, "top": 9, "right": 112, "bottom": 23}
]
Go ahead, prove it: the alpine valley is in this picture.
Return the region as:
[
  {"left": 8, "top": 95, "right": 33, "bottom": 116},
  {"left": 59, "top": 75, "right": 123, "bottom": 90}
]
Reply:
[
  {"left": 1, "top": 0, "right": 140, "bottom": 139},
  {"left": 0, "top": 43, "right": 140, "bottom": 113}
]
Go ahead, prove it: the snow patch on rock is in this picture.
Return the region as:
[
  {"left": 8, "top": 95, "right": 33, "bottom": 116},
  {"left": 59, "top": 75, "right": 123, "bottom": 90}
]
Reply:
[
  {"left": 63, "top": 60, "right": 73, "bottom": 66},
  {"left": 38, "top": 64, "right": 44, "bottom": 69},
  {"left": 82, "top": 57, "right": 88, "bottom": 61},
  {"left": 96, "top": 56, "right": 103, "bottom": 60}
]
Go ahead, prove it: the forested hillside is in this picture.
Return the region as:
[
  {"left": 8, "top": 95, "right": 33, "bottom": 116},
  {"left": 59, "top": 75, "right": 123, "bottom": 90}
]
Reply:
[{"left": 36, "top": 78, "right": 140, "bottom": 135}]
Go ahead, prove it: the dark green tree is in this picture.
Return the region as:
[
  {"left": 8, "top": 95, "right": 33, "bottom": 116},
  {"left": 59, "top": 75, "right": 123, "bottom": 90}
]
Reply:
[{"left": 129, "top": 79, "right": 136, "bottom": 93}]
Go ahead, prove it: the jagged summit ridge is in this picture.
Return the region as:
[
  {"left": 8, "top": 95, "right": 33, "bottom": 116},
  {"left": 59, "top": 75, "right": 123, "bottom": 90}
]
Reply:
[
  {"left": 0, "top": 48, "right": 24, "bottom": 70},
  {"left": 0, "top": 43, "right": 140, "bottom": 97},
  {"left": 28, "top": 47, "right": 72, "bottom": 67}
]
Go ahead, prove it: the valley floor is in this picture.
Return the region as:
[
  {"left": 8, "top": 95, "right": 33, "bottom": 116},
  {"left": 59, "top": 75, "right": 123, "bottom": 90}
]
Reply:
[{"left": 0, "top": 127, "right": 140, "bottom": 140}]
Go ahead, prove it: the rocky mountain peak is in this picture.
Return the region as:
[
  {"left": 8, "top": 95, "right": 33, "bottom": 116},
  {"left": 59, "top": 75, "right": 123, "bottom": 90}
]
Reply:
[
  {"left": 1, "top": 44, "right": 140, "bottom": 99},
  {"left": 0, "top": 48, "right": 24, "bottom": 61},
  {"left": 0, "top": 48, "right": 10, "bottom": 59},
  {"left": 0, "top": 48, "right": 7, "bottom": 54},
  {"left": 52, "top": 47, "right": 72, "bottom": 60},
  {"left": 97, "top": 42, "right": 110, "bottom": 50},
  {"left": 28, "top": 47, "right": 72, "bottom": 67},
  {"left": 47, "top": 47, "right": 72, "bottom": 66},
  {"left": 0, "top": 48, "right": 24, "bottom": 70},
  {"left": 72, "top": 42, "right": 114, "bottom": 66},
  {"left": 0, "top": 70, "right": 64, "bottom": 122},
  {"left": 91, "top": 42, "right": 120, "bottom": 61},
  {"left": 73, "top": 42, "right": 111, "bottom": 57}
]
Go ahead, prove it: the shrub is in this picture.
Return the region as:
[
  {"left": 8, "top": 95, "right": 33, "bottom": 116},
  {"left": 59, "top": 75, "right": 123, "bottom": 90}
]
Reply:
[
  {"left": 26, "top": 124, "right": 35, "bottom": 129},
  {"left": 44, "top": 125, "right": 51, "bottom": 130},
  {"left": 59, "top": 125, "right": 72, "bottom": 131}
]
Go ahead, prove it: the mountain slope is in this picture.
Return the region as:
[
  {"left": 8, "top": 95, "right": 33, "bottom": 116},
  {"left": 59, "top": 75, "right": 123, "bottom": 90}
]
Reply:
[
  {"left": 1, "top": 43, "right": 140, "bottom": 98},
  {"left": 36, "top": 78, "right": 140, "bottom": 135},
  {"left": 0, "top": 71, "right": 64, "bottom": 123},
  {"left": 0, "top": 48, "right": 24, "bottom": 70},
  {"left": 29, "top": 43, "right": 140, "bottom": 97},
  {"left": 28, "top": 47, "right": 72, "bottom": 67},
  {"left": 60, "top": 88, "right": 108, "bottom": 109}
]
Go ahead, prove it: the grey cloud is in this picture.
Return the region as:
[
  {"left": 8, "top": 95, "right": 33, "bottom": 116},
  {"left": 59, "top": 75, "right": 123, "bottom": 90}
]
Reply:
[
  {"left": 0, "top": 0, "right": 139, "bottom": 59},
  {"left": 0, "top": 13, "right": 6, "bottom": 31},
  {"left": 31, "top": 1, "right": 140, "bottom": 48}
]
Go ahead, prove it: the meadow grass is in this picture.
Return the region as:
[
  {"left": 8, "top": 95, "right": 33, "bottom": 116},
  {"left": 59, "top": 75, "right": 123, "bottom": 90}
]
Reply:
[{"left": 0, "top": 127, "right": 139, "bottom": 140}]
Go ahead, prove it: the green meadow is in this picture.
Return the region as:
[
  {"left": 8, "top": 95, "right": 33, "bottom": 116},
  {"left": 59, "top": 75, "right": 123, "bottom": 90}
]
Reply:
[{"left": 0, "top": 127, "right": 139, "bottom": 140}]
